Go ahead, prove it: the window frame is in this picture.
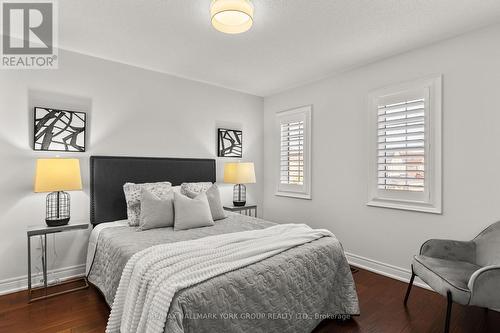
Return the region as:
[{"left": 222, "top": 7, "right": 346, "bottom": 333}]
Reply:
[
  {"left": 275, "top": 105, "right": 312, "bottom": 200},
  {"left": 367, "top": 75, "right": 442, "bottom": 214}
]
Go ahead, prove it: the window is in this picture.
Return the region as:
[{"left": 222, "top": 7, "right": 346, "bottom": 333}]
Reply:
[
  {"left": 281, "top": 120, "right": 304, "bottom": 185},
  {"left": 367, "top": 76, "right": 442, "bottom": 213},
  {"left": 377, "top": 98, "right": 425, "bottom": 192},
  {"left": 276, "top": 105, "right": 312, "bottom": 199}
]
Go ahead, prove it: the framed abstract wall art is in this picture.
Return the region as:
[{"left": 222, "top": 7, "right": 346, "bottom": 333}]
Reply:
[
  {"left": 34, "top": 107, "right": 86, "bottom": 152},
  {"left": 217, "top": 128, "right": 242, "bottom": 157}
]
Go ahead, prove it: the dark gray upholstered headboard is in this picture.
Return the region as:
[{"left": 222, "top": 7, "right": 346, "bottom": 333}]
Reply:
[{"left": 90, "top": 156, "right": 216, "bottom": 225}]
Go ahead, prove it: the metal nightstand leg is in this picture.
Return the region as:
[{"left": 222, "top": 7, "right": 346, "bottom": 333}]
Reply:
[
  {"left": 27, "top": 235, "right": 31, "bottom": 295},
  {"left": 29, "top": 277, "right": 89, "bottom": 302},
  {"left": 28, "top": 234, "right": 88, "bottom": 303},
  {"left": 43, "top": 234, "right": 47, "bottom": 296}
]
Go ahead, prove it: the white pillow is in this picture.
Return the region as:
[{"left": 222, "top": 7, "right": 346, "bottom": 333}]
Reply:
[
  {"left": 185, "top": 184, "right": 226, "bottom": 221},
  {"left": 123, "top": 181, "right": 172, "bottom": 226},
  {"left": 173, "top": 192, "right": 214, "bottom": 231},
  {"left": 138, "top": 189, "right": 174, "bottom": 231}
]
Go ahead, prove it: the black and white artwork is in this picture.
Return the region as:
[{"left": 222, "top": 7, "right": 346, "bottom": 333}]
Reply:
[
  {"left": 218, "top": 128, "right": 242, "bottom": 157},
  {"left": 34, "top": 107, "right": 86, "bottom": 152}
]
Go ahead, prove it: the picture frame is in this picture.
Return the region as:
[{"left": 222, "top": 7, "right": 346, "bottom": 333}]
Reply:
[
  {"left": 33, "top": 107, "right": 87, "bottom": 152},
  {"left": 217, "top": 128, "right": 242, "bottom": 157}
]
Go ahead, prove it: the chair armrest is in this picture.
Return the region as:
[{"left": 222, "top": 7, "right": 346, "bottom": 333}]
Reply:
[
  {"left": 420, "top": 239, "right": 475, "bottom": 263},
  {"left": 468, "top": 266, "right": 500, "bottom": 308}
]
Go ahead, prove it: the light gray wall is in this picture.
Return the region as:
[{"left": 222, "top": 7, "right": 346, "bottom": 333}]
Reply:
[
  {"left": 263, "top": 24, "right": 500, "bottom": 276},
  {"left": 0, "top": 50, "right": 263, "bottom": 290}
]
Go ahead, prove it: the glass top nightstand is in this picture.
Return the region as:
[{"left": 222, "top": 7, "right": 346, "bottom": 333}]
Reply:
[
  {"left": 27, "top": 221, "right": 89, "bottom": 236},
  {"left": 223, "top": 204, "right": 257, "bottom": 218},
  {"left": 27, "top": 221, "right": 89, "bottom": 302}
]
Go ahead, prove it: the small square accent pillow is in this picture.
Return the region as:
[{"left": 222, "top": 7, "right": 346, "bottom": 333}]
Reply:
[
  {"left": 180, "top": 182, "right": 213, "bottom": 196},
  {"left": 138, "top": 189, "right": 174, "bottom": 231},
  {"left": 123, "top": 181, "right": 172, "bottom": 226},
  {"left": 173, "top": 192, "right": 214, "bottom": 231},
  {"left": 185, "top": 184, "right": 226, "bottom": 221}
]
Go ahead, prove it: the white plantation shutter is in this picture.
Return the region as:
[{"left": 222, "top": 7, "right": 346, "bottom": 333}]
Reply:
[
  {"left": 377, "top": 98, "right": 425, "bottom": 192},
  {"left": 368, "top": 76, "right": 442, "bottom": 214},
  {"left": 280, "top": 120, "right": 304, "bottom": 185},
  {"left": 276, "top": 106, "right": 312, "bottom": 199}
]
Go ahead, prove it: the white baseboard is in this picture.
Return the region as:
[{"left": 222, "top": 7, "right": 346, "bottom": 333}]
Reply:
[
  {"left": 345, "top": 251, "right": 431, "bottom": 290},
  {"left": 0, "top": 264, "right": 86, "bottom": 296}
]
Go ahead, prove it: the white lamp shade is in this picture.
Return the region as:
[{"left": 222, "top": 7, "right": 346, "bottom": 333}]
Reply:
[
  {"left": 224, "top": 162, "right": 256, "bottom": 184},
  {"left": 34, "top": 158, "right": 83, "bottom": 193}
]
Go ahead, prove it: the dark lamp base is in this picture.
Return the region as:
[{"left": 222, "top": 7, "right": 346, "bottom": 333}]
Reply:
[
  {"left": 46, "top": 217, "right": 70, "bottom": 227},
  {"left": 233, "top": 184, "right": 247, "bottom": 207}
]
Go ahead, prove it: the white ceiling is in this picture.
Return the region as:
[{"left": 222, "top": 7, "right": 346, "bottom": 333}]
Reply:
[{"left": 59, "top": 0, "right": 500, "bottom": 96}]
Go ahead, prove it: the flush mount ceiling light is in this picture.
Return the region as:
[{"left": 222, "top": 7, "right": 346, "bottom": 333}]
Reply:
[{"left": 210, "top": 0, "right": 254, "bottom": 34}]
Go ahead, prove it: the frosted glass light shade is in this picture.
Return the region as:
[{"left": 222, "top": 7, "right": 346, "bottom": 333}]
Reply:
[
  {"left": 224, "top": 162, "right": 256, "bottom": 184},
  {"left": 34, "top": 158, "right": 83, "bottom": 193},
  {"left": 210, "top": 0, "right": 254, "bottom": 34}
]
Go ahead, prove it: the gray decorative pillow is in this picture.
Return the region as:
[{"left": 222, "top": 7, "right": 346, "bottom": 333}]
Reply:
[
  {"left": 180, "top": 182, "right": 213, "bottom": 196},
  {"left": 123, "top": 181, "right": 172, "bottom": 226},
  {"left": 173, "top": 192, "right": 214, "bottom": 231},
  {"left": 185, "top": 184, "right": 226, "bottom": 221},
  {"left": 138, "top": 189, "right": 174, "bottom": 231}
]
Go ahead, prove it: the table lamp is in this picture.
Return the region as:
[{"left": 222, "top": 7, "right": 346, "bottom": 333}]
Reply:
[
  {"left": 34, "top": 158, "right": 82, "bottom": 227},
  {"left": 224, "top": 162, "right": 256, "bottom": 207}
]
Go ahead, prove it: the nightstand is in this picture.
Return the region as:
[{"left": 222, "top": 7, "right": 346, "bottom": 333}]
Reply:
[
  {"left": 27, "top": 221, "right": 89, "bottom": 302},
  {"left": 223, "top": 204, "right": 257, "bottom": 218}
]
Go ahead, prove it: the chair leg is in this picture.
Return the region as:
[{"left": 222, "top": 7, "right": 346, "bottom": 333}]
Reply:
[
  {"left": 444, "top": 290, "right": 452, "bottom": 333},
  {"left": 404, "top": 267, "right": 416, "bottom": 306}
]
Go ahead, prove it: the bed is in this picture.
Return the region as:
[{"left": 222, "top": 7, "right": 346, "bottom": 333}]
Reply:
[{"left": 86, "top": 156, "right": 359, "bottom": 333}]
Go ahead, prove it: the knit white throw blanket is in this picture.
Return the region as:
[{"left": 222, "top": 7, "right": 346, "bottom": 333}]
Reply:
[{"left": 106, "top": 223, "right": 332, "bottom": 333}]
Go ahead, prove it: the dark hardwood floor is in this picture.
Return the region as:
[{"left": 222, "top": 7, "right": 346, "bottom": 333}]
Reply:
[
  {"left": 316, "top": 269, "right": 500, "bottom": 333},
  {"left": 0, "top": 268, "right": 498, "bottom": 333}
]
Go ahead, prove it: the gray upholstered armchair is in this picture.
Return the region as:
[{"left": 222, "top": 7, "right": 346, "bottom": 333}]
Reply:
[{"left": 404, "top": 221, "right": 500, "bottom": 333}]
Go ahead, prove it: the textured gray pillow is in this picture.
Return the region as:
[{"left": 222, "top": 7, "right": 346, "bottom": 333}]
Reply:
[
  {"left": 185, "top": 184, "right": 226, "bottom": 221},
  {"left": 173, "top": 192, "right": 214, "bottom": 231},
  {"left": 138, "top": 189, "right": 174, "bottom": 231},
  {"left": 123, "top": 181, "right": 172, "bottom": 226},
  {"left": 180, "top": 182, "right": 213, "bottom": 196}
]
